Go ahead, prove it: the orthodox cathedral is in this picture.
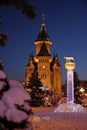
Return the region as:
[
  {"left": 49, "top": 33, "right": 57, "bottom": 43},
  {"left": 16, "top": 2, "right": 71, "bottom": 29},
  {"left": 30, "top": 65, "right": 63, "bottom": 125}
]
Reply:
[{"left": 25, "top": 15, "right": 62, "bottom": 95}]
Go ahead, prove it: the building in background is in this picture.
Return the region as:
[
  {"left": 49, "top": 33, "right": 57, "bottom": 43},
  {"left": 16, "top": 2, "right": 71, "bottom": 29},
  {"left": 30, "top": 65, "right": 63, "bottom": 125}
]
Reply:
[{"left": 25, "top": 15, "right": 62, "bottom": 95}]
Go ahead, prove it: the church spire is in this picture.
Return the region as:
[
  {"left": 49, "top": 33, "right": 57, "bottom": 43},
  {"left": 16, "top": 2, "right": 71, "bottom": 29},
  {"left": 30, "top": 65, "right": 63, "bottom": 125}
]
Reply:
[
  {"left": 34, "top": 14, "right": 52, "bottom": 43},
  {"left": 41, "top": 13, "right": 46, "bottom": 31},
  {"left": 42, "top": 13, "right": 45, "bottom": 22}
]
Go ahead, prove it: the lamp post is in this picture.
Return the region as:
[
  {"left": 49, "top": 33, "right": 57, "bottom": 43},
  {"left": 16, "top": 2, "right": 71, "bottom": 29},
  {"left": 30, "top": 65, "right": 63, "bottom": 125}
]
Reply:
[{"left": 80, "top": 87, "right": 85, "bottom": 97}]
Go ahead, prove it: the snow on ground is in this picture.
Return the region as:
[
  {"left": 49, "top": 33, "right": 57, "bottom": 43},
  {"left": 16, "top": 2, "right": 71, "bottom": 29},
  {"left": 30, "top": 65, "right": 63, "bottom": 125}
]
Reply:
[{"left": 30, "top": 107, "right": 87, "bottom": 130}]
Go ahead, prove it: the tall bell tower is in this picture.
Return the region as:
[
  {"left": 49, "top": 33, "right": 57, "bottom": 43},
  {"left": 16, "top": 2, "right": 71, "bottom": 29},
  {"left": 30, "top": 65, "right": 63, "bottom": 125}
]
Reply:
[
  {"left": 25, "top": 14, "right": 62, "bottom": 95},
  {"left": 34, "top": 14, "right": 52, "bottom": 55}
]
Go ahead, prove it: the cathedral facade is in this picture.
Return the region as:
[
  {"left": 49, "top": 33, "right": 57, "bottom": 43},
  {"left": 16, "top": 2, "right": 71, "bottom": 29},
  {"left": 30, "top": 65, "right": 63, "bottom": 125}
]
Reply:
[{"left": 25, "top": 15, "right": 62, "bottom": 95}]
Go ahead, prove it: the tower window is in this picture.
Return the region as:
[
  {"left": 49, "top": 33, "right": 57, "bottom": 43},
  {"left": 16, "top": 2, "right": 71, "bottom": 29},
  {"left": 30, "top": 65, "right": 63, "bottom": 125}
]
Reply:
[{"left": 41, "top": 74, "right": 46, "bottom": 79}]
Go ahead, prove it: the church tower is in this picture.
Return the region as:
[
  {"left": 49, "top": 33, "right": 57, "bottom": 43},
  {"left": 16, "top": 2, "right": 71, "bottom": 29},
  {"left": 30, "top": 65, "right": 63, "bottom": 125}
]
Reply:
[{"left": 25, "top": 15, "right": 62, "bottom": 95}]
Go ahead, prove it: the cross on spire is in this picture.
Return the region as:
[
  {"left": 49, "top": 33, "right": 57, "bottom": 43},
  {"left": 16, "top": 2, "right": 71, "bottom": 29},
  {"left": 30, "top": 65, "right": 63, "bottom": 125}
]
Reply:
[{"left": 42, "top": 13, "right": 45, "bottom": 21}]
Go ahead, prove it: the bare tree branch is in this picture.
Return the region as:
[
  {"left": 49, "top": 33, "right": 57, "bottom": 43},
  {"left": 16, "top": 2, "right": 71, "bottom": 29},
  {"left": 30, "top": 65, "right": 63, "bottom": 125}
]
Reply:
[{"left": 0, "top": 0, "right": 36, "bottom": 19}]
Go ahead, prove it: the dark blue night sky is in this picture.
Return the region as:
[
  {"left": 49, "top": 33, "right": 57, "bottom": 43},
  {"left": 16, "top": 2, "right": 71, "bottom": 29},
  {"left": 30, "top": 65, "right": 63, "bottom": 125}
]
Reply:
[{"left": 0, "top": 0, "right": 87, "bottom": 82}]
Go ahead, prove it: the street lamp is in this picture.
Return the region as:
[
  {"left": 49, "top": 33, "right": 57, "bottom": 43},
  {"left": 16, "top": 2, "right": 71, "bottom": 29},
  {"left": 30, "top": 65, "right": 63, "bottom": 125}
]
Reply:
[
  {"left": 79, "top": 87, "right": 85, "bottom": 100},
  {"left": 80, "top": 87, "right": 85, "bottom": 93}
]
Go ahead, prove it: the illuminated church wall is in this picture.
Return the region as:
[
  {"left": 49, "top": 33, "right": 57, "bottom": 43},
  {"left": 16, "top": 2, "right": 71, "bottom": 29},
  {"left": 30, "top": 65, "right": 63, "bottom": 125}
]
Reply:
[{"left": 25, "top": 15, "right": 62, "bottom": 95}]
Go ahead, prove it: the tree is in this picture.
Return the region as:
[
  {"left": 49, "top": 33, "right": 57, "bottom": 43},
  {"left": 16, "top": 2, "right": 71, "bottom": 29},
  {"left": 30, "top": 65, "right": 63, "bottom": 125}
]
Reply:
[
  {"left": 0, "top": 33, "right": 8, "bottom": 47},
  {"left": 62, "top": 82, "right": 67, "bottom": 97},
  {"left": 0, "top": 69, "right": 33, "bottom": 130},
  {"left": 0, "top": 0, "right": 36, "bottom": 46},
  {"left": 27, "top": 71, "right": 44, "bottom": 107},
  {"left": 28, "top": 71, "right": 42, "bottom": 90},
  {"left": 0, "top": 16, "right": 8, "bottom": 47},
  {"left": 74, "top": 71, "right": 81, "bottom": 103},
  {"left": 0, "top": 60, "right": 4, "bottom": 71},
  {"left": 0, "top": 0, "right": 36, "bottom": 19}
]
